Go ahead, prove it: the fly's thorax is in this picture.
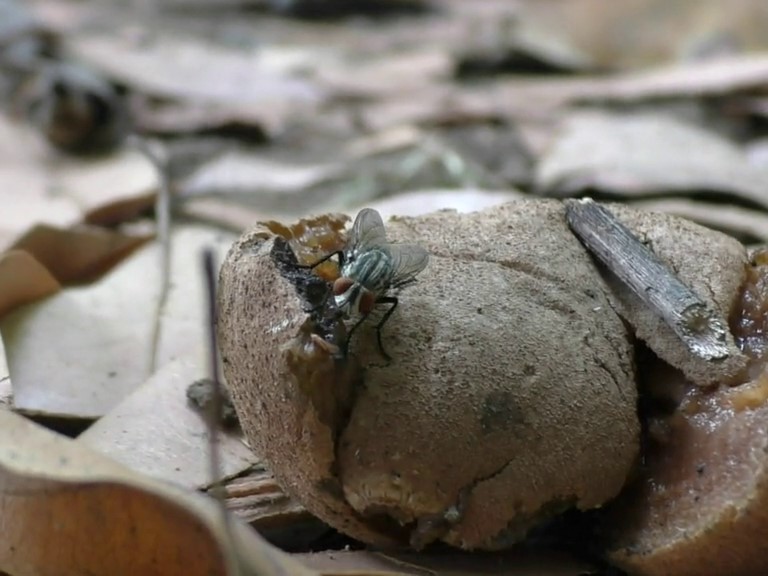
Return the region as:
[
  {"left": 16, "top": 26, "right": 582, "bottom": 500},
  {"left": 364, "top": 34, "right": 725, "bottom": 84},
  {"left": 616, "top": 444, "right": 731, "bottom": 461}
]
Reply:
[{"left": 342, "top": 248, "right": 394, "bottom": 294}]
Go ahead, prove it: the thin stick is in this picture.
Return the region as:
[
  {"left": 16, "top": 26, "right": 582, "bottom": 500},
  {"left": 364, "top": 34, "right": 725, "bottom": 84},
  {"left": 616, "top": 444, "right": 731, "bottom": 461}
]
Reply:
[
  {"left": 129, "top": 136, "right": 171, "bottom": 373},
  {"left": 565, "top": 198, "right": 730, "bottom": 361},
  {"left": 201, "top": 248, "right": 240, "bottom": 575}
]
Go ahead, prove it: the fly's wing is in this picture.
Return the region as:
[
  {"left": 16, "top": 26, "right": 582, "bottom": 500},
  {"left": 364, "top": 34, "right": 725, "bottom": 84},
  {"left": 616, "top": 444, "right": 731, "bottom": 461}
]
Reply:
[
  {"left": 348, "top": 208, "right": 387, "bottom": 254},
  {"left": 387, "top": 243, "right": 430, "bottom": 290}
]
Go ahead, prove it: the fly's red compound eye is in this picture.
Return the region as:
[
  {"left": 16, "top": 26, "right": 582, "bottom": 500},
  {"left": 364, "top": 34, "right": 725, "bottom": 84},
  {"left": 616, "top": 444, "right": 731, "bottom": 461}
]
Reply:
[{"left": 333, "top": 276, "right": 355, "bottom": 296}]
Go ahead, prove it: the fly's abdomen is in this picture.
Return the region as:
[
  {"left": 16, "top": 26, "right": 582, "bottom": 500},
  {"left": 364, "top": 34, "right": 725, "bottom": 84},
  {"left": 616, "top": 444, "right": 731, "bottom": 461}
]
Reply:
[{"left": 346, "top": 249, "right": 394, "bottom": 294}]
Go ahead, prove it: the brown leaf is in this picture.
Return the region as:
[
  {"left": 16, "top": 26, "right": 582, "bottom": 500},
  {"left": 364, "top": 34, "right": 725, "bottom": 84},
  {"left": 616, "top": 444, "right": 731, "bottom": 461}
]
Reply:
[
  {"left": 0, "top": 409, "right": 318, "bottom": 576},
  {"left": 535, "top": 111, "right": 768, "bottom": 209},
  {"left": 0, "top": 250, "right": 60, "bottom": 319},
  {"left": 11, "top": 224, "right": 153, "bottom": 284},
  {"left": 78, "top": 359, "right": 257, "bottom": 490},
  {"left": 1, "top": 226, "right": 236, "bottom": 419}
]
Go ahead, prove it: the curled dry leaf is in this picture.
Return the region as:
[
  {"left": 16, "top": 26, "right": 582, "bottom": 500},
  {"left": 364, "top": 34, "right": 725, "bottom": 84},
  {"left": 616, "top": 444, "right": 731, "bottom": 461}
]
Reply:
[
  {"left": 536, "top": 112, "right": 768, "bottom": 211},
  {"left": 78, "top": 359, "right": 257, "bottom": 491},
  {"left": 218, "top": 201, "right": 640, "bottom": 550},
  {"left": 1, "top": 226, "right": 236, "bottom": 419},
  {"left": 0, "top": 409, "right": 317, "bottom": 576}
]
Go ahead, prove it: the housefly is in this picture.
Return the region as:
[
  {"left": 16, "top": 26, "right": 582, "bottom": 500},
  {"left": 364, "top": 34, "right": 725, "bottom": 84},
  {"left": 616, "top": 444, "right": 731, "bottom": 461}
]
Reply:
[{"left": 305, "top": 208, "right": 429, "bottom": 360}]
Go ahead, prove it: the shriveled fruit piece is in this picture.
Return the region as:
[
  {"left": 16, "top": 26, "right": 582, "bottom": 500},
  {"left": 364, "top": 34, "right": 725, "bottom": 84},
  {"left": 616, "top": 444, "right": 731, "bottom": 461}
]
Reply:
[{"left": 605, "top": 248, "right": 768, "bottom": 576}]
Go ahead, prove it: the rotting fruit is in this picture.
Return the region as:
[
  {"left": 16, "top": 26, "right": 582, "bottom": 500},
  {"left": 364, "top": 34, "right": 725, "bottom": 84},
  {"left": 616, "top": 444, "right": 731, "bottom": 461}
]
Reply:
[{"left": 218, "top": 201, "right": 641, "bottom": 550}]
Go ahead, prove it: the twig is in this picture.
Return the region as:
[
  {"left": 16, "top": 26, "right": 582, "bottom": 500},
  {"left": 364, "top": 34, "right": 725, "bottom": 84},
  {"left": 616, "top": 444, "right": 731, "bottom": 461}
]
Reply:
[
  {"left": 565, "top": 198, "right": 730, "bottom": 361},
  {"left": 129, "top": 136, "right": 171, "bottom": 373},
  {"left": 201, "top": 248, "right": 240, "bottom": 576}
]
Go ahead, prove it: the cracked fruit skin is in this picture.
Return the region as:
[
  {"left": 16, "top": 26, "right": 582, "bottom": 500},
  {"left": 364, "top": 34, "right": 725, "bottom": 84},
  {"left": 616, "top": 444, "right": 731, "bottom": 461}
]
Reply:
[{"left": 217, "top": 201, "right": 640, "bottom": 549}]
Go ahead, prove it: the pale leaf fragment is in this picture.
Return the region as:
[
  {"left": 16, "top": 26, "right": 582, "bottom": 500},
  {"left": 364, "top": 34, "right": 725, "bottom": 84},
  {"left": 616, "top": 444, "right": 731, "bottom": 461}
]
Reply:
[
  {"left": 79, "top": 359, "right": 257, "bottom": 490},
  {"left": 1, "top": 226, "right": 236, "bottom": 419}
]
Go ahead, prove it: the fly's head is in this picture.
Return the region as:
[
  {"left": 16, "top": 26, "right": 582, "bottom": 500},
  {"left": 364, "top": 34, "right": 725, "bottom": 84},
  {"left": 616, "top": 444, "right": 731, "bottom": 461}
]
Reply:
[{"left": 333, "top": 278, "right": 376, "bottom": 318}]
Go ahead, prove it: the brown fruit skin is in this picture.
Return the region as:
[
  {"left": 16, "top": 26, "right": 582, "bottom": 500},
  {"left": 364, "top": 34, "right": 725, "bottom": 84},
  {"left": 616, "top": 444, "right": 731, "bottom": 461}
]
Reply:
[
  {"left": 218, "top": 200, "right": 642, "bottom": 549},
  {"left": 217, "top": 228, "right": 398, "bottom": 547}
]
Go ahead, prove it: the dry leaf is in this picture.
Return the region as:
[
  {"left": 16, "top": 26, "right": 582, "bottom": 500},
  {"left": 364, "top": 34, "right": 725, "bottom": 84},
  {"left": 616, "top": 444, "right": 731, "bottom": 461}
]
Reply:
[
  {"left": 179, "top": 198, "right": 275, "bottom": 233},
  {"left": 0, "top": 377, "right": 10, "bottom": 410},
  {"left": 0, "top": 340, "right": 10, "bottom": 409},
  {"left": 0, "top": 114, "right": 159, "bottom": 234},
  {"left": 52, "top": 147, "right": 161, "bottom": 225},
  {"left": 521, "top": 0, "right": 768, "bottom": 69},
  {"left": 66, "top": 34, "right": 325, "bottom": 107},
  {"left": 0, "top": 409, "right": 317, "bottom": 576},
  {"left": 220, "top": 465, "right": 328, "bottom": 549},
  {"left": 535, "top": 111, "right": 768, "bottom": 209},
  {"left": 317, "top": 49, "right": 452, "bottom": 99},
  {"left": 360, "top": 189, "right": 525, "bottom": 219},
  {"left": 78, "top": 358, "right": 257, "bottom": 490},
  {"left": 130, "top": 98, "right": 277, "bottom": 140},
  {"left": 297, "top": 549, "right": 596, "bottom": 575},
  {"left": 1, "top": 225, "right": 236, "bottom": 419},
  {"left": 631, "top": 198, "right": 768, "bottom": 243},
  {"left": 0, "top": 250, "right": 60, "bottom": 319},
  {"left": 575, "top": 53, "right": 768, "bottom": 101},
  {"left": 11, "top": 223, "right": 153, "bottom": 284},
  {"left": 180, "top": 151, "right": 345, "bottom": 206},
  {"left": 0, "top": 116, "right": 81, "bottom": 249}
]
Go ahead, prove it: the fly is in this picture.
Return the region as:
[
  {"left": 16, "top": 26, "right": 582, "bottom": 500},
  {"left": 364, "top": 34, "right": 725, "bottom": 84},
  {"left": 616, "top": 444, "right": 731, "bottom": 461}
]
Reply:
[{"left": 304, "top": 208, "right": 429, "bottom": 360}]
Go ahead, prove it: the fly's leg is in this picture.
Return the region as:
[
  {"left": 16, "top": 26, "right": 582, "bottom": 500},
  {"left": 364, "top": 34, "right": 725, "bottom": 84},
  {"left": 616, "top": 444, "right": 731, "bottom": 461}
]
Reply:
[
  {"left": 373, "top": 296, "right": 398, "bottom": 361},
  {"left": 344, "top": 313, "right": 368, "bottom": 358},
  {"left": 296, "top": 250, "right": 345, "bottom": 270},
  {"left": 342, "top": 297, "right": 398, "bottom": 361}
]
